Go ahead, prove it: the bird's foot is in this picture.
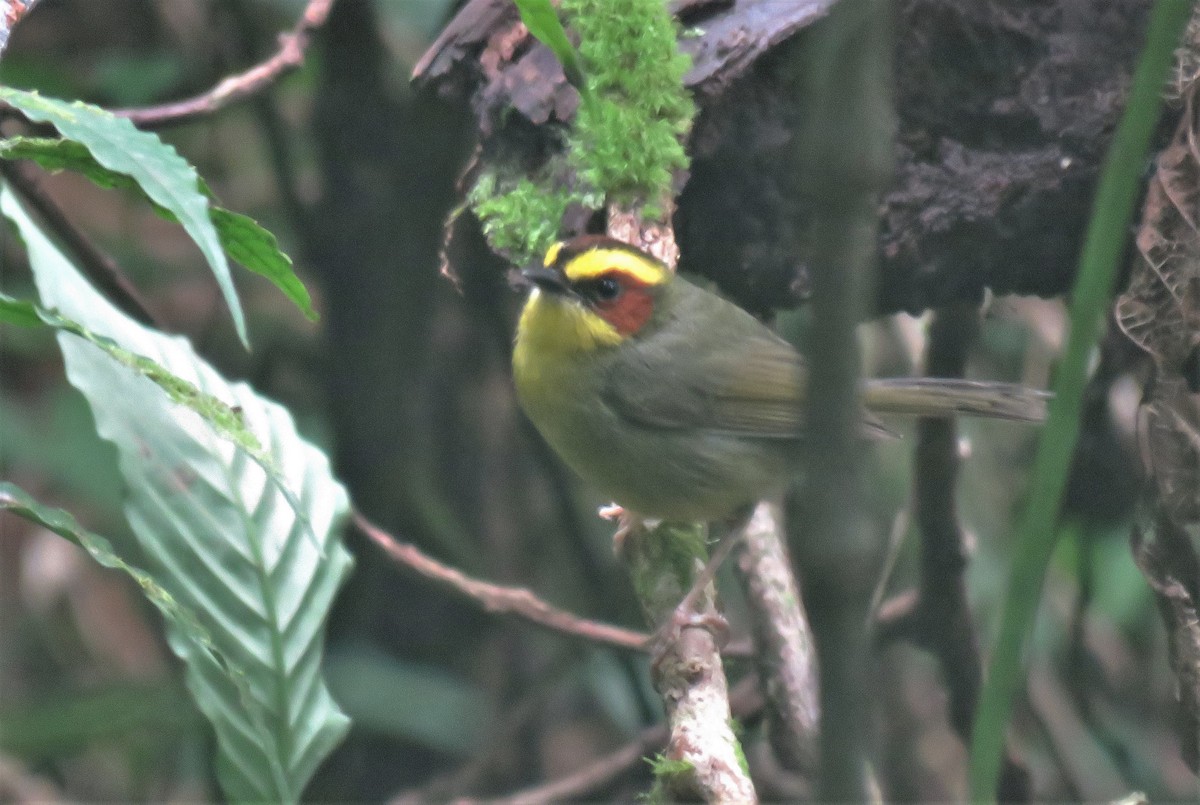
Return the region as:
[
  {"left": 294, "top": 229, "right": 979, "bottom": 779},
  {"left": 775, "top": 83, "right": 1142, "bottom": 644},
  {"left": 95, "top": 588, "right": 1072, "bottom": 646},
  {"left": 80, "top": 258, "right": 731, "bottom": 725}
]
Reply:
[
  {"left": 599, "top": 505, "right": 660, "bottom": 557},
  {"left": 598, "top": 503, "right": 624, "bottom": 521}
]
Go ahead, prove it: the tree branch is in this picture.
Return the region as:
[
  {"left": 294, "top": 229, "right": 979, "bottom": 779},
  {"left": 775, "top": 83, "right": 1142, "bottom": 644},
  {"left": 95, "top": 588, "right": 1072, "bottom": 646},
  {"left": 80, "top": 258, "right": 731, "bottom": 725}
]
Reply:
[
  {"left": 113, "top": 0, "right": 337, "bottom": 128},
  {"left": 874, "top": 303, "right": 1031, "bottom": 800},
  {"left": 353, "top": 510, "right": 650, "bottom": 652},
  {"left": 621, "top": 521, "right": 757, "bottom": 803},
  {"left": 731, "top": 500, "right": 819, "bottom": 774},
  {"left": 786, "top": 2, "right": 892, "bottom": 799}
]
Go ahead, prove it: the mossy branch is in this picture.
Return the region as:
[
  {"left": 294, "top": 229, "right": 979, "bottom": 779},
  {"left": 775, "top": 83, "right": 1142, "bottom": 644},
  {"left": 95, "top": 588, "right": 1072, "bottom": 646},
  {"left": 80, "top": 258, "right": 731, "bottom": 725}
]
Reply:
[
  {"left": 468, "top": 0, "right": 696, "bottom": 264},
  {"left": 623, "top": 521, "right": 757, "bottom": 804}
]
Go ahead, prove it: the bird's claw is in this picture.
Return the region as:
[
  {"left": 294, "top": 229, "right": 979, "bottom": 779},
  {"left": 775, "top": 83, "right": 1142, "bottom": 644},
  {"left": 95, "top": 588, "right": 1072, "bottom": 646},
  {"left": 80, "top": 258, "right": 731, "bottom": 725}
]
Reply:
[{"left": 600, "top": 505, "right": 660, "bottom": 556}]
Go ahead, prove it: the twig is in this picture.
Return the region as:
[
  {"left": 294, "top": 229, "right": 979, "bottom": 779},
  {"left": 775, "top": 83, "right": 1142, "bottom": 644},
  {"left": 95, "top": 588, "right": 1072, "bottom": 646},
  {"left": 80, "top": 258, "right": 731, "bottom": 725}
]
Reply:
[
  {"left": 1027, "top": 663, "right": 1127, "bottom": 801},
  {"left": 113, "top": 0, "right": 337, "bottom": 128},
  {"left": 216, "top": 0, "right": 312, "bottom": 234},
  {"left": 669, "top": 508, "right": 747, "bottom": 622},
  {"left": 874, "top": 303, "right": 1031, "bottom": 799},
  {"left": 489, "top": 721, "right": 666, "bottom": 805},
  {"left": 912, "top": 304, "right": 983, "bottom": 740},
  {"left": 353, "top": 510, "right": 650, "bottom": 652},
  {"left": 389, "top": 649, "right": 581, "bottom": 805},
  {"left": 731, "top": 500, "right": 820, "bottom": 773},
  {"left": 0, "top": 161, "right": 163, "bottom": 328},
  {"left": 481, "top": 675, "right": 765, "bottom": 805},
  {"left": 867, "top": 507, "right": 912, "bottom": 622}
]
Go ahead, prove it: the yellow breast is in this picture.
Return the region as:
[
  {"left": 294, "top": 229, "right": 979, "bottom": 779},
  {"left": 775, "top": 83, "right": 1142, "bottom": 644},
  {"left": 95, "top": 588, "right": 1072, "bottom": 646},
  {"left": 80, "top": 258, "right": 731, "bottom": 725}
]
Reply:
[{"left": 512, "top": 289, "right": 623, "bottom": 390}]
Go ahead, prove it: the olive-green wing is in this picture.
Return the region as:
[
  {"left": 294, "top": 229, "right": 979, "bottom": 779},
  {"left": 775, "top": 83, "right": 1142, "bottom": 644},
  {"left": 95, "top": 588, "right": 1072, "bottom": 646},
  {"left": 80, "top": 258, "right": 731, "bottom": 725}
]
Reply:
[{"left": 601, "top": 281, "right": 807, "bottom": 438}]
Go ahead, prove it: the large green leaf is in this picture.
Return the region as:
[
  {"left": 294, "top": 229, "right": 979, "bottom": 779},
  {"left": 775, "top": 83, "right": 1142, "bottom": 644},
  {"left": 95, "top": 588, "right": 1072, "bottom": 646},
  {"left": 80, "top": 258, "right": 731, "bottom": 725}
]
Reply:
[
  {"left": 0, "top": 136, "right": 141, "bottom": 191},
  {"left": 0, "top": 290, "right": 318, "bottom": 537},
  {"left": 0, "top": 136, "right": 318, "bottom": 321},
  {"left": 0, "top": 291, "right": 262, "bottom": 454},
  {"left": 0, "top": 88, "right": 249, "bottom": 345},
  {"left": 0, "top": 481, "right": 220, "bottom": 662},
  {"left": 208, "top": 206, "right": 317, "bottom": 322},
  {"left": 1, "top": 184, "right": 353, "bottom": 802}
]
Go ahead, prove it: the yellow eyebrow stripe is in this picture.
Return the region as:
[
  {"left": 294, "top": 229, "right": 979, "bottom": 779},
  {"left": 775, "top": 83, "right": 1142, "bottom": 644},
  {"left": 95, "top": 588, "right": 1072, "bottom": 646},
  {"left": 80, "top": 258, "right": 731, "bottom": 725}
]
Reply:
[
  {"left": 561, "top": 247, "right": 668, "bottom": 286},
  {"left": 543, "top": 241, "right": 565, "bottom": 267}
]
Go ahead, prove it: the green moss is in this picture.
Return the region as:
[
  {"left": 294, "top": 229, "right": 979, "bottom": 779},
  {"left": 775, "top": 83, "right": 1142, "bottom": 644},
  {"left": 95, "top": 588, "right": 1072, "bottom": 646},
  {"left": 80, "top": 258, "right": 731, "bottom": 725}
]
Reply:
[
  {"left": 628, "top": 521, "right": 708, "bottom": 607},
  {"left": 728, "top": 718, "right": 750, "bottom": 776},
  {"left": 563, "top": 0, "right": 693, "bottom": 125},
  {"left": 470, "top": 0, "right": 696, "bottom": 259},
  {"left": 469, "top": 173, "right": 576, "bottom": 265},
  {"left": 564, "top": 0, "right": 694, "bottom": 205},
  {"left": 570, "top": 98, "right": 686, "bottom": 204},
  {"left": 640, "top": 753, "right": 697, "bottom": 804}
]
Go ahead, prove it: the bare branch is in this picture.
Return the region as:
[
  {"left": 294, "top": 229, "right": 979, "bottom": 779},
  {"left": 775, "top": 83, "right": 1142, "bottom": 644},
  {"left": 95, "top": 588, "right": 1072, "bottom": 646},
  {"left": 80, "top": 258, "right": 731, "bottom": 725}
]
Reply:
[
  {"left": 732, "top": 501, "right": 819, "bottom": 774},
  {"left": 787, "top": 3, "right": 892, "bottom": 800},
  {"left": 113, "top": 0, "right": 337, "bottom": 128},
  {"left": 353, "top": 510, "right": 650, "bottom": 652},
  {"left": 874, "top": 303, "right": 1031, "bottom": 800},
  {"left": 489, "top": 722, "right": 667, "bottom": 805}
]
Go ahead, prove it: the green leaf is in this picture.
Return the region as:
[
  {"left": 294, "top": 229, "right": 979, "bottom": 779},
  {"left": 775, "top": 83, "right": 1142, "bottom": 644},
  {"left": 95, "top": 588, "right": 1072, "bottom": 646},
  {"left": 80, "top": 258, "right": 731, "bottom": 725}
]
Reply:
[
  {"left": 0, "top": 88, "right": 249, "bottom": 346},
  {"left": 0, "top": 481, "right": 221, "bottom": 664},
  {"left": 0, "top": 136, "right": 141, "bottom": 191},
  {"left": 209, "top": 207, "right": 317, "bottom": 321},
  {"left": 967, "top": 1, "right": 1195, "bottom": 800},
  {"left": 0, "top": 293, "right": 44, "bottom": 327},
  {"left": 2, "top": 185, "right": 353, "bottom": 803},
  {"left": 0, "top": 298, "right": 312, "bottom": 547},
  {"left": 0, "top": 136, "right": 318, "bottom": 322},
  {"left": 512, "top": 0, "right": 588, "bottom": 94},
  {"left": 0, "top": 291, "right": 263, "bottom": 455}
]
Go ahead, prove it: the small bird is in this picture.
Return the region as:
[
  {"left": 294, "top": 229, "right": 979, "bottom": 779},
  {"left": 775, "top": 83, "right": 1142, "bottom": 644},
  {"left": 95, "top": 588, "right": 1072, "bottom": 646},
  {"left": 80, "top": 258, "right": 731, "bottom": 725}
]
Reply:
[{"left": 513, "top": 235, "right": 1047, "bottom": 523}]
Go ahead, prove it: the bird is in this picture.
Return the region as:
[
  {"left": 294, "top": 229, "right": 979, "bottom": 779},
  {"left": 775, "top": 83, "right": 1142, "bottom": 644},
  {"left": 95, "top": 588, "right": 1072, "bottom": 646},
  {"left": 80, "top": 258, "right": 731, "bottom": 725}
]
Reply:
[{"left": 512, "top": 235, "right": 1048, "bottom": 523}]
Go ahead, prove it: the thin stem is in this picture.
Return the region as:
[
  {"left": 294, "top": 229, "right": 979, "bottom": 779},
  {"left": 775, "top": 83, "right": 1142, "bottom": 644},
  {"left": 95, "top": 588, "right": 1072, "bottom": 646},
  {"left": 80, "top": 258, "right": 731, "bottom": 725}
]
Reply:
[
  {"left": 113, "top": 0, "right": 337, "bottom": 128},
  {"left": 353, "top": 510, "right": 650, "bottom": 652}
]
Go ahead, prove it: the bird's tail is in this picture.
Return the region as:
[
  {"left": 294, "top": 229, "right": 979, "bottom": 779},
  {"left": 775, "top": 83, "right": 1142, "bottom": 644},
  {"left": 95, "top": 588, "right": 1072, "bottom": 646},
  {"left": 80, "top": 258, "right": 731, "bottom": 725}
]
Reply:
[{"left": 862, "top": 378, "right": 1050, "bottom": 423}]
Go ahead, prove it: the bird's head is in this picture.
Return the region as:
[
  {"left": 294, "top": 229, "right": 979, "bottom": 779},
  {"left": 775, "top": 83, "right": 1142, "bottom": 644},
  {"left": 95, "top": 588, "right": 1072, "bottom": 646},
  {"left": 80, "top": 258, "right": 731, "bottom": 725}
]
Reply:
[{"left": 518, "top": 236, "right": 671, "bottom": 355}]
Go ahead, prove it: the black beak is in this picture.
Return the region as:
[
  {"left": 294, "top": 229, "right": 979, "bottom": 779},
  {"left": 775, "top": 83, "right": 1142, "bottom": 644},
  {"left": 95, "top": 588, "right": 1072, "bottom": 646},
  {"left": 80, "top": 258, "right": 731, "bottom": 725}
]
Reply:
[{"left": 521, "top": 266, "right": 571, "bottom": 295}]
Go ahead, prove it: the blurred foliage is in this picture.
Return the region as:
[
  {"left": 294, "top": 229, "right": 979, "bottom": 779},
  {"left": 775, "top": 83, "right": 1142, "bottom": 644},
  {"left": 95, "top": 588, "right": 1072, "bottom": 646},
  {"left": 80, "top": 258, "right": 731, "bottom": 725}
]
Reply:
[
  {"left": 0, "top": 86, "right": 251, "bottom": 343},
  {"left": 969, "top": 2, "right": 1193, "bottom": 796}
]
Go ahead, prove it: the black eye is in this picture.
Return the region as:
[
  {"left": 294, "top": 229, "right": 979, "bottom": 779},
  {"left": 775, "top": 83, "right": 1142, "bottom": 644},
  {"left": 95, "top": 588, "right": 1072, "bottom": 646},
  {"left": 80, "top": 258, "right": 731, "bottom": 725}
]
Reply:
[{"left": 591, "top": 276, "right": 621, "bottom": 302}]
